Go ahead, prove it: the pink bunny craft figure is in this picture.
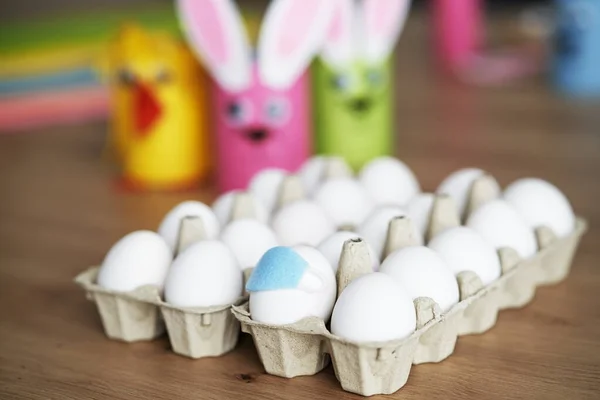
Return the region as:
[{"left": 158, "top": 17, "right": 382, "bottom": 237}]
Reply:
[{"left": 177, "top": 0, "right": 335, "bottom": 192}]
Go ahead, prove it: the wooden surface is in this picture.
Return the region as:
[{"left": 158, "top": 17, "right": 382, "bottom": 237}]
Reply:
[{"left": 1, "top": 12, "right": 600, "bottom": 400}]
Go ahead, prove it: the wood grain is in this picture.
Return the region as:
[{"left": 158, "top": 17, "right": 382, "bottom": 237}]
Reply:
[{"left": 1, "top": 11, "right": 600, "bottom": 400}]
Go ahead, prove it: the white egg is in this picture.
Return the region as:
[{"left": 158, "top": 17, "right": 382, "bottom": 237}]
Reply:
[
  {"left": 220, "top": 219, "right": 279, "bottom": 270},
  {"left": 97, "top": 230, "right": 172, "bottom": 292},
  {"left": 466, "top": 199, "right": 537, "bottom": 258},
  {"left": 298, "top": 156, "right": 352, "bottom": 195},
  {"left": 406, "top": 193, "right": 435, "bottom": 238},
  {"left": 248, "top": 168, "right": 288, "bottom": 214},
  {"left": 158, "top": 201, "right": 220, "bottom": 252},
  {"left": 331, "top": 273, "right": 416, "bottom": 342},
  {"left": 317, "top": 231, "right": 380, "bottom": 272},
  {"left": 297, "top": 156, "right": 326, "bottom": 195},
  {"left": 211, "top": 190, "right": 269, "bottom": 226},
  {"left": 504, "top": 178, "right": 575, "bottom": 238},
  {"left": 164, "top": 240, "right": 242, "bottom": 307},
  {"left": 428, "top": 226, "right": 501, "bottom": 285},
  {"left": 436, "top": 168, "right": 500, "bottom": 216},
  {"left": 380, "top": 246, "right": 459, "bottom": 312},
  {"left": 358, "top": 157, "right": 420, "bottom": 207},
  {"left": 313, "top": 178, "right": 374, "bottom": 228},
  {"left": 248, "top": 245, "right": 336, "bottom": 325},
  {"left": 271, "top": 200, "right": 336, "bottom": 246},
  {"left": 358, "top": 206, "right": 424, "bottom": 260}
]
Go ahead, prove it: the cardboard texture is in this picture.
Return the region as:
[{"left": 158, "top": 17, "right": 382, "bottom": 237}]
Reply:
[
  {"left": 74, "top": 205, "right": 253, "bottom": 357},
  {"left": 75, "top": 266, "right": 244, "bottom": 358},
  {"left": 75, "top": 267, "right": 164, "bottom": 342},
  {"left": 233, "top": 206, "right": 588, "bottom": 396}
]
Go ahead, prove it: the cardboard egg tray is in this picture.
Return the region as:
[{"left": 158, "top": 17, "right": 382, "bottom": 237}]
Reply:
[
  {"left": 232, "top": 189, "right": 588, "bottom": 396},
  {"left": 75, "top": 266, "right": 244, "bottom": 358},
  {"left": 74, "top": 214, "right": 252, "bottom": 359}
]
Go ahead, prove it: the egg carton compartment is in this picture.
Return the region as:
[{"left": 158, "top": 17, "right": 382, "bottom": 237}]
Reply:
[
  {"left": 232, "top": 217, "right": 587, "bottom": 396},
  {"left": 75, "top": 266, "right": 246, "bottom": 358},
  {"left": 75, "top": 267, "right": 165, "bottom": 342}
]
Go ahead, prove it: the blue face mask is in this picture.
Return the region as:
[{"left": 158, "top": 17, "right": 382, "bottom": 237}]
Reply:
[{"left": 245, "top": 246, "right": 309, "bottom": 292}]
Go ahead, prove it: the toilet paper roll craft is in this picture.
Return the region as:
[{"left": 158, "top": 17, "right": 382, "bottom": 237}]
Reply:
[
  {"left": 177, "top": 0, "right": 335, "bottom": 192},
  {"left": 313, "top": 0, "right": 412, "bottom": 170},
  {"left": 104, "top": 24, "right": 211, "bottom": 191}
]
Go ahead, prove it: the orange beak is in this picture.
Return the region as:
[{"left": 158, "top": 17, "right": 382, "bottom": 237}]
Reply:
[{"left": 133, "top": 82, "right": 162, "bottom": 137}]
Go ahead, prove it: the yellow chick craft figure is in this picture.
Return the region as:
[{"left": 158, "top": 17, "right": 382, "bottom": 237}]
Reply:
[{"left": 105, "top": 24, "right": 210, "bottom": 191}]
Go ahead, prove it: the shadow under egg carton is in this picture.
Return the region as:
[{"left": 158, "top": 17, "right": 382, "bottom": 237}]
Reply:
[
  {"left": 75, "top": 266, "right": 244, "bottom": 359},
  {"left": 232, "top": 217, "right": 587, "bottom": 397}
]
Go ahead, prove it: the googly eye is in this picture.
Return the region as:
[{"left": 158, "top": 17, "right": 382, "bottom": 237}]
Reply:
[
  {"left": 156, "top": 67, "right": 172, "bottom": 84},
  {"left": 117, "top": 68, "right": 135, "bottom": 86},
  {"left": 225, "top": 100, "right": 251, "bottom": 125},
  {"left": 366, "top": 69, "right": 384, "bottom": 86},
  {"left": 332, "top": 74, "right": 351, "bottom": 91},
  {"left": 264, "top": 97, "right": 289, "bottom": 123}
]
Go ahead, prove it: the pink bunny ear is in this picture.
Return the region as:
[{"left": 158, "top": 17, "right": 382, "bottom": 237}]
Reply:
[
  {"left": 321, "top": 0, "right": 357, "bottom": 68},
  {"left": 177, "top": 0, "right": 251, "bottom": 92},
  {"left": 360, "top": 0, "right": 412, "bottom": 65},
  {"left": 258, "top": 0, "right": 335, "bottom": 89}
]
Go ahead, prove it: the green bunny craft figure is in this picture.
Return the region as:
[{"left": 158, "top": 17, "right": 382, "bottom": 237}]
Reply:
[{"left": 313, "top": 0, "right": 412, "bottom": 170}]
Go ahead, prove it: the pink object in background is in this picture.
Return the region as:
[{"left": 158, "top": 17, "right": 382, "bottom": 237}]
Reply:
[
  {"left": 177, "top": 0, "right": 335, "bottom": 193},
  {"left": 431, "top": 0, "right": 544, "bottom": 86},
  {"left": 0, "top": 86, "right": 109, "bottom": 133},
  {"left": 213, "top": 66, "right": 310, "bottom": 192},
  {"left": 432, "top": 0, "right": 483, "bottom": 73}
]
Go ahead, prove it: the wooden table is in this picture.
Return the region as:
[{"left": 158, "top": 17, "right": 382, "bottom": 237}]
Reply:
[{"left": 1, "top": 12, "right": 600, "bottom": 400}]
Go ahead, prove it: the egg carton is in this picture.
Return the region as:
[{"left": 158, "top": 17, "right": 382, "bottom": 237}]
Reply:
[
  {"left": 75, "top": 215, "right": 252, "bottom": 358},
  {"left": 75, "top": 266, "right": 244, "bottom": 358},
  {"left": 232, "top": 198, "right": 587, "bottom": 396}
]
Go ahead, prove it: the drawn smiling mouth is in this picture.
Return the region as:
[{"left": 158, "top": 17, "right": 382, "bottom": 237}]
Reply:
[
  {"left": 245, "top": 129, "right": 270, "bottom": 143},
  {"left": 348, "top": 98, "right": 373, "bottom": 114}
]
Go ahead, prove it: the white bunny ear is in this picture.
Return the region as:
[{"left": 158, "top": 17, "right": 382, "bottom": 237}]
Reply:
[
  {"left": 321, "top": 0, "right": 357, "bottom": 68},
  {"left": 359, "top": 0, "right": 412, "bottom": 65},
  {"left": 177, "top": 0, "right": 252, "bottom": 92},
  {"left": 258, "top": 0, "right": 335, "bottom": 89}
]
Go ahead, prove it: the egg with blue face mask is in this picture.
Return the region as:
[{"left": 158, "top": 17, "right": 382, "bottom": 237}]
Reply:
[{"left": 246, "top": 245, "right": 336, "bottom": 325}]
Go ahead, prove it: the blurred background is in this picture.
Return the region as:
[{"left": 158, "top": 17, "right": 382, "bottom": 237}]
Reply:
[{"left": 0, "top": 0, "right": 598, "bottom": 220}]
